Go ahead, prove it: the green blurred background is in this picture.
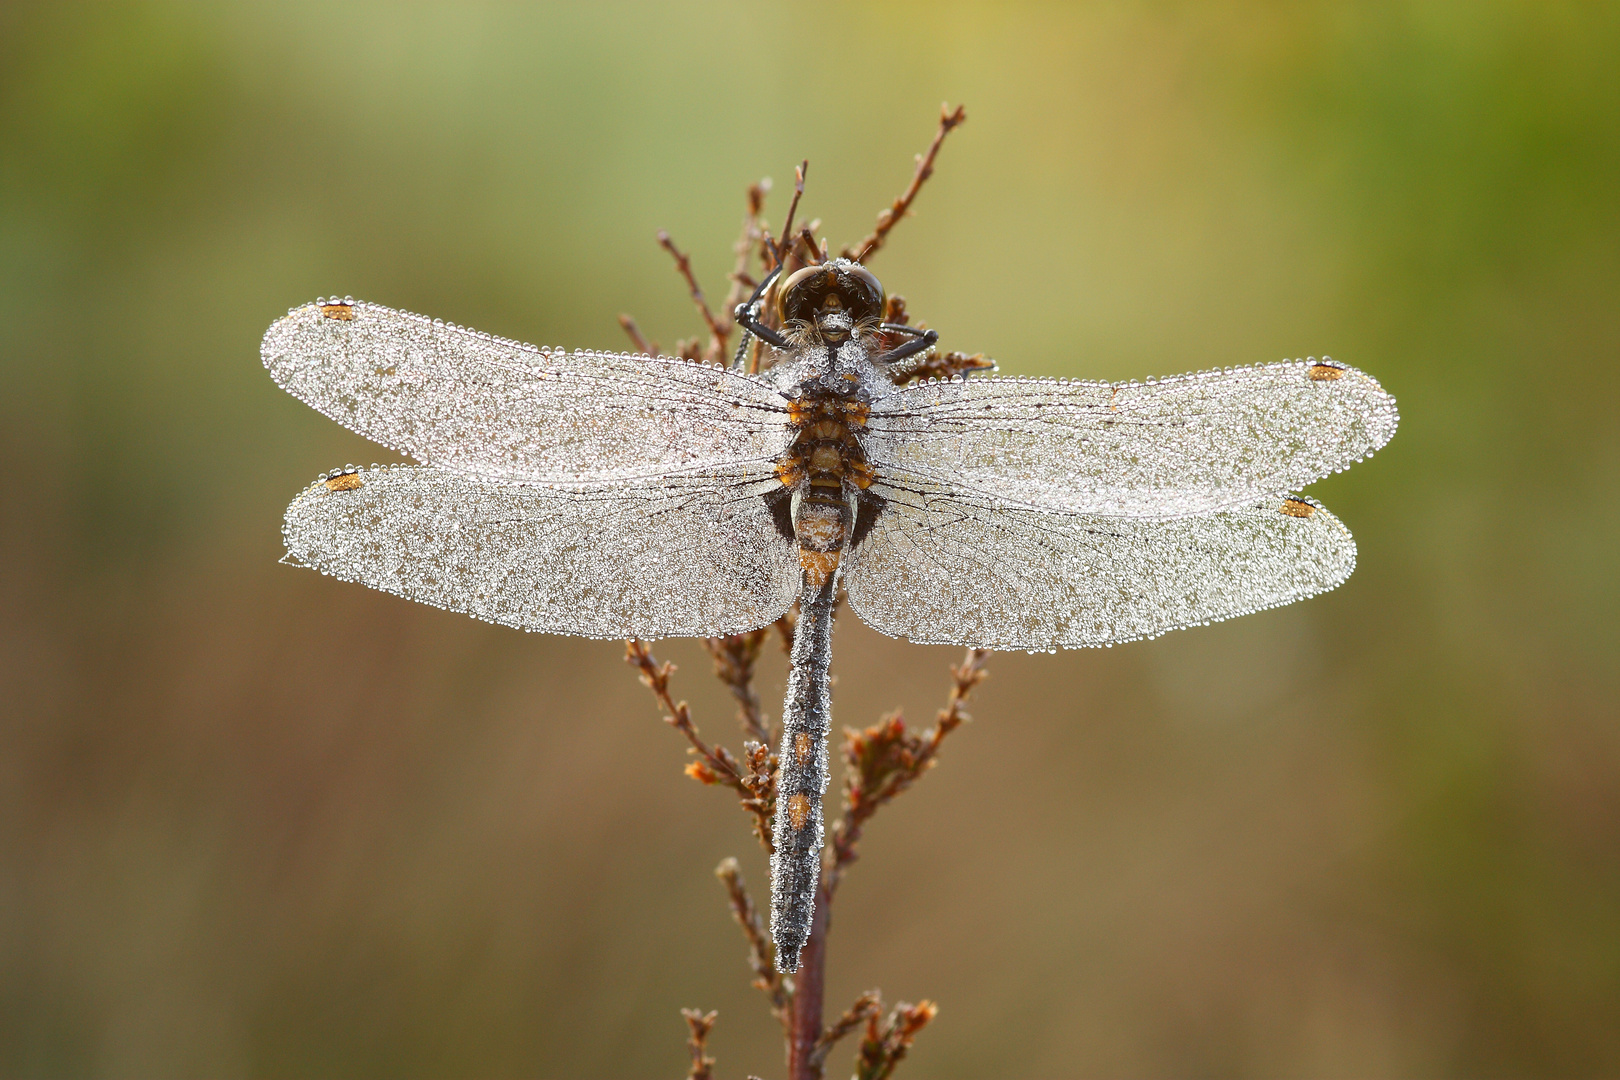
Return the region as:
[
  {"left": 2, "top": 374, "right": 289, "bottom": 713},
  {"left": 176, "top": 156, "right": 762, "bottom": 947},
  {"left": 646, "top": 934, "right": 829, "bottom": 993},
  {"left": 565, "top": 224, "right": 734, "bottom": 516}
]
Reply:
[{"left": 2, "top": 2, "right": 1617, "bottom": 1076}]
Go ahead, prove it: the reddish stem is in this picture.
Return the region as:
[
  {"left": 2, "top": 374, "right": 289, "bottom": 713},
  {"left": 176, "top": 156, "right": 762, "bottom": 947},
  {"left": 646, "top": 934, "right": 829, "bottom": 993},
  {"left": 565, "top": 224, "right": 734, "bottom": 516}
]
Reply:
[{"left": 787, "top": 876, "right": 831, "bottom": 1080}]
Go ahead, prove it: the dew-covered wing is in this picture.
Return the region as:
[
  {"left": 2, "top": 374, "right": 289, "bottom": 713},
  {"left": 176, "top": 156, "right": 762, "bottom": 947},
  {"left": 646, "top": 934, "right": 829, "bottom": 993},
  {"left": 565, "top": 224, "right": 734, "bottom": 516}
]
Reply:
[
  {"left": 846, "top": 473, "right": 1356, "bottom": 650},
  {"left": 263, "top": 301, "right": 791, "bottom": 483},
  {"left": 865, "top": 361, "right": 1397, "bottom": 517},
  {"left": 282, "top": 464, "right": 797, "bottom": 639}
]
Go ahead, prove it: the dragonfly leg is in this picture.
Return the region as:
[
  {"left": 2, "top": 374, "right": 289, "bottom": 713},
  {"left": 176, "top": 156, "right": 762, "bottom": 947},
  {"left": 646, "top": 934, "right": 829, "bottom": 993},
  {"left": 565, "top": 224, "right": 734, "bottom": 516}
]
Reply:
[
  {"left": 874, "top": 327, "right": 939, "bottom": 365},
  {"left": 733, "top": 265, "right": 792, "bottom": 355},
  {"left": 877, "top": 321, "right": 931, "bottom": 337}
]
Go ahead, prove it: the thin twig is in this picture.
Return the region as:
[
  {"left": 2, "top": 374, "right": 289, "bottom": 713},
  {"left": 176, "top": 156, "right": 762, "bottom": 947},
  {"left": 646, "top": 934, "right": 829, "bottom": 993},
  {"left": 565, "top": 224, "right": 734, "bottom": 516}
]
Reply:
[
  {"left": 845, "top": 103, "right": 967, "bottom": 263},
  {"left": 854, "top": 1001, "right": 938, "bottom": 1080},
  {"left": 811, "top": 990, "right": 881, "bottom": 1071},
  {"left": 788, "top": 887, "right": 830, "bottom": 1080},
  {"left": 797, "top": 224, "right": 824, "bottom": 265},
  {"left": 758, "top": 226, "right": 780, "bottom": 274},
  {"left": 658, "top": 230, "right": 727, "bottom": 353},
  {"left": 827, "top": 648, "right": 990, "bottom": 894},
  {"left": 681, "top": 1008, "right": 718, "bottom": 1080},
  {"left": 617, "top": 313, "right": 659, "bottom": 357},
  {"left": 775, "top": 160, "right": 808, "bottom": 267},
  {"left": 713, "top": 179, "right": 772, "bottom": 364},
  {"left": 625, "top": 640, "right": 775, "bottom": 852},
  {"left": 773, "top": 608, "right": 798, "bottom": 655},
  {"left": 703, "top": 630, "right": 773, "bottom": 745},
  {"left": 716, "top": 858, "right": 791, "bottom": 1028},
  {"left": 891, "top": 350, "right": 995, "bottom": 385}
]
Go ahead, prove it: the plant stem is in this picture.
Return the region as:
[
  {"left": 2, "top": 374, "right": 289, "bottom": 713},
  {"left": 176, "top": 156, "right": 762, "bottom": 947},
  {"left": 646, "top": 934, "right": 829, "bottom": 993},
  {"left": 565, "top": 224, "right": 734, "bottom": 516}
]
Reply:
[{"left": 787, "top": 877, "right": 831, "bottom": 1080}]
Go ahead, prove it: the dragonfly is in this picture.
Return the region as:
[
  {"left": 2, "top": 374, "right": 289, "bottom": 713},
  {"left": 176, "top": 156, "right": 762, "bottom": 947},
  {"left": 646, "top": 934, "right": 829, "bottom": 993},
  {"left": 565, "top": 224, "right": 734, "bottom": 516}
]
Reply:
[{"left": 263, "top": 259, "right": 1397, "bottom": 972}]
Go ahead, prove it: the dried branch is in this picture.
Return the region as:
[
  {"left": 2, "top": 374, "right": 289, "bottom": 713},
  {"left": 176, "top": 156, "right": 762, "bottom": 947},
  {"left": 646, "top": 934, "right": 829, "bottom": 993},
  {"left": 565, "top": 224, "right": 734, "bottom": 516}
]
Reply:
[
  {"left": 617, "top": 313, "right": 659, "bottom": 357},
  {"left": 758, "top": 226, "right": 780, "bottom": 274},
  {"left": 775, "top": 160, "right": 808, "bottom": 267},
  {"left": 845, "top": 103, "right": 967, "bottom": 264},
  {"left": 623, "top": 107, "right": 979, "bottom": 1080},
  {"left": 854, "top": 1001, "right": 939, "bottom": 1080},
  {"left": 716, "top": 858, "right": 791, "bottom": 1028},
  {"left": 773, "top": 608, "right": 798, "bottom": 655},
  {"left": 658, "top": 230, "right": 727, "bottom": 356},
  {"left": 714, "top": 178, "right": 772, "bottom": 364},
  {"left": 681, "top": 1008, "right": 718, "bottom": 1080},
  {"left": 703, "top": 630, "right": 773, "bottom": 745},
  {"left": 892, "top": 350, "right": 996, "bottom": 385},
  {"left": 625, "top": 639, "right": 775, "bottom": 852},
  {"left": 827, "top": 648, "right": 990, "bottom": 894},
  {"left": 811, "top": 990, "right": 882, "bottom": 1071},
  {"left": 797, "top": 224, "right": 825, "bottom": 265}
]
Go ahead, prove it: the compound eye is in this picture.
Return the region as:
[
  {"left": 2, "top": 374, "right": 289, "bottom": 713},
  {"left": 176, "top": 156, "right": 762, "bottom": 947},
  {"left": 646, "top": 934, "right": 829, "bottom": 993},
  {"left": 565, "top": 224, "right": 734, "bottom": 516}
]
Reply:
[
  {"left": 776, "top": 265, "right": 832, "bottom": 325},
  {"left": 839, "top": 264, "right": 885, "bottom": 322}
]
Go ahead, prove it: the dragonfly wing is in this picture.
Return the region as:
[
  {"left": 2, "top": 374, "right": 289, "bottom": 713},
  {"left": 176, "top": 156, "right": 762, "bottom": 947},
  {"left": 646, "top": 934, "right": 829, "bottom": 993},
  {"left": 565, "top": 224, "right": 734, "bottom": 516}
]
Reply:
[
  {"left": 263, "top": 301, "right": 791, "bottom": 483},
  {"left": 865, "top": 361, "right": 1397, "bottom": 517},
  {"left": 847, "top": 473, "right": 1356, "bottom": 649},
  {"left": 282, "top": 464, "right": 798, "bottom": 639}
]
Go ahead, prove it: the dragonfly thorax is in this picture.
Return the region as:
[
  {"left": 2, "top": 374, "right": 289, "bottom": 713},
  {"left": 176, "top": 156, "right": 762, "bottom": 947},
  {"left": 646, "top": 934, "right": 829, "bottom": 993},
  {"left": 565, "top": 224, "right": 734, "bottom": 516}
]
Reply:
[{"left": 775, "top": 382, "right": 876, "bottom": 586}]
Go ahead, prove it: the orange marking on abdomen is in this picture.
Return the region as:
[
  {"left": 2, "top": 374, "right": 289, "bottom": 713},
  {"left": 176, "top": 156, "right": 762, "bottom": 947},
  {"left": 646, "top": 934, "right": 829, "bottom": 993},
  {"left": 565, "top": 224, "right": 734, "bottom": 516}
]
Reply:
[
  {"left": 800, "top": 549, "right": 840, "bottom": 588},
  {"left": 794, "top": 732, "right": 812, "bottom": 764},
  {"left": 787, "top": 793, "right": 811, "bottom": 831}
]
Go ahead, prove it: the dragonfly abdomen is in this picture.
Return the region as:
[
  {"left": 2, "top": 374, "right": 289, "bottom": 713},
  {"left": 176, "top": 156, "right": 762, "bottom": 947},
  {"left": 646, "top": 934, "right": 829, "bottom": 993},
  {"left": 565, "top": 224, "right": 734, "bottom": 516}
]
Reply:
[{"left": 770, "top": 565, "right": 839, "bottom": 972}]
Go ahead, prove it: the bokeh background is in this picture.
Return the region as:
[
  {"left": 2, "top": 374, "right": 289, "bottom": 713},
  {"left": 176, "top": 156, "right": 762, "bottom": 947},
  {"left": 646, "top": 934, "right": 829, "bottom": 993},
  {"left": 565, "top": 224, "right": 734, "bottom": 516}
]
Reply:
[{"left": 3, "top": 2, "right": 1617, "bottom": 1076}]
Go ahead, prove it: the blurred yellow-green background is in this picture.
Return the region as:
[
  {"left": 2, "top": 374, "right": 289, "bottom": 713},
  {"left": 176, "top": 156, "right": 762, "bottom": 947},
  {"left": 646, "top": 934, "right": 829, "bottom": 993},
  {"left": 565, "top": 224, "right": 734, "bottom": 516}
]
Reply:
[{"left": 3, "top": 2, "right": 1617, "bottom": 1076}]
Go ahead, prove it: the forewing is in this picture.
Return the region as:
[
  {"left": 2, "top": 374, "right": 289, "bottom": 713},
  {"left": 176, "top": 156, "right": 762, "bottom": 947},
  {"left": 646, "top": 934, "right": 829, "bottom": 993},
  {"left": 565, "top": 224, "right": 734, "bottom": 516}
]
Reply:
[
  {"left": 847, "top": 473, "right": 1356, "bottom": 650},
  {"left": 282, "top": 464, "right": 797, "bottom": 639},
  {"left": 865, "top": 361, "right": 1397, "bottom": 516},
  {"left": 263, "top": 301, "right": 791, "bottom": 482}
]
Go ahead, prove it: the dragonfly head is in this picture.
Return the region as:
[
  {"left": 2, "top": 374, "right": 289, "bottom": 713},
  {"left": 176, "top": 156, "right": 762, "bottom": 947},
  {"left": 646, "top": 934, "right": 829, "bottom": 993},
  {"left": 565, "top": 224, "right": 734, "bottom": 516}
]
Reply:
[{"left": 777, "top": 259, "right": 884, "bottom": 346}]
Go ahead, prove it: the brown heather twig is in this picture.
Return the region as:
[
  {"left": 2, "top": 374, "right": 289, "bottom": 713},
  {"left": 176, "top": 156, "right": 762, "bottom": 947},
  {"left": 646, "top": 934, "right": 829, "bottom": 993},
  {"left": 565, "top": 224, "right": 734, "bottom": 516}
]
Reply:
[
  {"left": 624, "top": 640, "right": 774, "bottom": 852},
  {"left": 773, "top": 607, "right": 798, "bottom": 655},
  {"left": 658, "top": 229, "right": 727, "bottom": 358},
  {"left": 681, "top": 1008, "right": 718, "bottom": 1080},
  {"left": 812, "top": 991, "right": 881, "bottom": 1072},
  {"left": 775, "top": 161, "right": 808, "bottom": 267},
  {"left": 845, "top": 102, "right": 967, "bottom": 263},
  {"left": 893, "top": 350, "right": 996, "bottom": 385},
  {"left": 622, "top": 117, "right": 983, "bottom": 1079},
  {"left": 853, "top": 1001, "right": 939, "bottom": 1080},
  {"left": 798, "top": 224, "right": 824, "bottom": 265},
  {"left": 716, "top": 857, "right": 791, "bottom": 1028},
  {"left": 702, "top": 630, "right": 772, "bottom": 746},
  {"left": 716, "top": 178, "right": 772, "bottom": 365},
  {"left": 828, "top": 648, "right": 990, "bottom": 894},
  {"left": 617, "top": 313, "right": 659, "bottom": 357}
]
